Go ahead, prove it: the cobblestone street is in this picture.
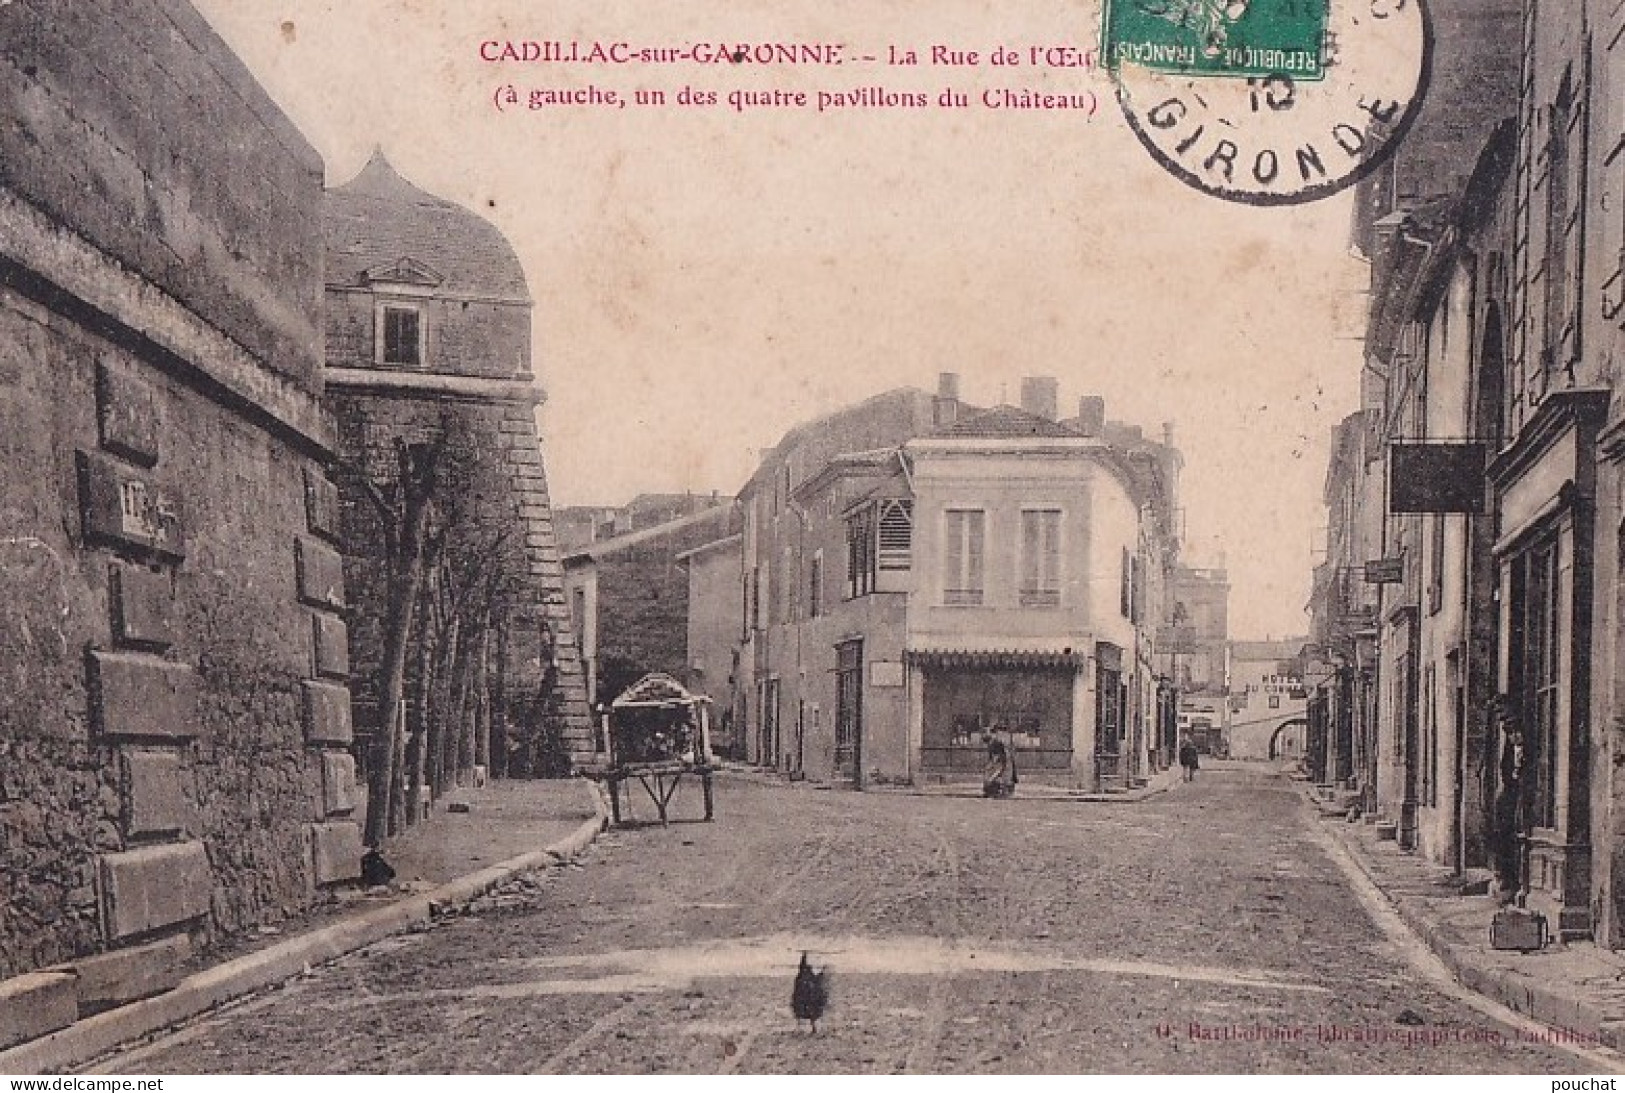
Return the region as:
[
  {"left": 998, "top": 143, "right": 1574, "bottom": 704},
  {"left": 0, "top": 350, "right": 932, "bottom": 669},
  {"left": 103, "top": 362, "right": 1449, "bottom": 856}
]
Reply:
[{"left": 93, "top": 766, "right": 1615, "bottom": 1074}]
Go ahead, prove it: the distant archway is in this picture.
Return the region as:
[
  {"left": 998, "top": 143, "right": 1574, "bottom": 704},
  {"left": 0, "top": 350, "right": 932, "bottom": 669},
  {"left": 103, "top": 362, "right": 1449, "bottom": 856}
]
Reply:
[{"left": 1268, "top": 718, "right": 1310, "bottom": 760}]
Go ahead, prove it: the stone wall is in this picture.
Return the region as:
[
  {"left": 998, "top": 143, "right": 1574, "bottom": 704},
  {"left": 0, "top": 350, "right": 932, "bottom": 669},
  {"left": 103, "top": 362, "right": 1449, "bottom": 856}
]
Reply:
[
  {"left": 584, "top": 510, "right": 740, "bottom": 707},
  {"left": 0, "top": 264, "right": 358, "bottom": 981},
  {"left": 0, "top": 0, "right": 325, "bottom": 390},
  {"left": 0, "top": 1, "right": 356, "bottom": 992},
  {"left": 326, "top": 291, "right": 532, "bottom": 381}
]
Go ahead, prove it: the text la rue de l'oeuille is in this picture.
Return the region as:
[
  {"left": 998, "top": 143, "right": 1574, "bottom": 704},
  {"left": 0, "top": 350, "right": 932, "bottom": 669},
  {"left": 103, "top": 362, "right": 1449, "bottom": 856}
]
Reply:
[{"left": 481, "top": 39, "right": 1100, "bottom": 116}]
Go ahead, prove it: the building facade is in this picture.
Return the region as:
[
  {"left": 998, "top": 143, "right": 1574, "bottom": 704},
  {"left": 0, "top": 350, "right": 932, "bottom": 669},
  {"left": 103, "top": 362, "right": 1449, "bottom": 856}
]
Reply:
[
  {"left": 1167, "top": 565, "right": 1231, "bottom": 756},
  {"left": 715, "top": 375, "right": 1182, "bottom": 789},
  {"left": 1227, "top": 640, "right": 1309, "bottom": 761},
  {"left": 562, "top": 502, "right": 740, "bottom": 707},
  {"left": 0, "top": 1, "right": 357, "bottom": 1004},
  {"left": 556, "top": 493, "right": 728, "bottom": 554},
  {"left": 678, "top": 533, "right": 746, "bottom": 756},
  {"left": 1306, "top": 410, "right": 1384, "bottom": 800},
  {"left": 1308, "top": 0, "right": 1625, "bottom": 943}
]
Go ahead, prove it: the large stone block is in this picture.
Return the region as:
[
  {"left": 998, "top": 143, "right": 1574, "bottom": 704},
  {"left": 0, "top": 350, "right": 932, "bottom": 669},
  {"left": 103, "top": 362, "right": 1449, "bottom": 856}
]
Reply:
[
  {"left": 88, "top": 650, "right": 200, "bottom": 742},
  {"left": 58, "top": 934, "right": 191, "bottom": 1016},
  {"left": 321, "top": 751, "right": 356, "bottom": 816},
  {"left": 295, "top": 535, "right": 345, "bottom": 609},
  {"left": 311, "top": 611, "right": 350, "bottom": 679},
  {"left": 0, "top": 971, "right": 78, "bottom": 1051},
  {"left": 309, "top": 822, "right": 363, "bottom": 885},
  {"left": 110, "top": 562, "right": 175, "bottom": 649},
  {"left": 123, "top": 749, "right": 189, "bottom": 837},
  {"left": 77, "top": 450, "right": 186, "bottom": 561},
  {"left": 302, "top": 680, "right": 354, "bottom": 745},
  {"left": 100, "top": 842, "right": 212, "bottom": 940},
  {"left": 303, "top": 466, "right": 341, "bottom": 542},
  {"left": 95, "top": 358, "right": 162, "bottom": 467}
]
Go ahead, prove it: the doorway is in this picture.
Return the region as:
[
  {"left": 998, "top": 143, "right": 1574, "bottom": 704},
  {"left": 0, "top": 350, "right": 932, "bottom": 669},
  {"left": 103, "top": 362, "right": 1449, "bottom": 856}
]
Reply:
[{"left": 836, "top": 640, "right": 863, "bottom": 785}]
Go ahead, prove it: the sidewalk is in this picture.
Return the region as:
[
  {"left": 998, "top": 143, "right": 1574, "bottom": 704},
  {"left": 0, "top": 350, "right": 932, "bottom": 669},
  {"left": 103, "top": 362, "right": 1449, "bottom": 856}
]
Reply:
[
  {"left": 1306, "top": 781, "right": 1625, "bottom": 1048},
  {"left": 0, "top": 776, "right": 606, "bottom": 1075}
]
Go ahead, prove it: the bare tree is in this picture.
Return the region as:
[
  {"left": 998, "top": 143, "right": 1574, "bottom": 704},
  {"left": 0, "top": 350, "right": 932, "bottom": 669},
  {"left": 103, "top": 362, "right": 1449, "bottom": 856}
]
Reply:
[{"left": 358, "top": 437, "right": 443, "bottom": 848}]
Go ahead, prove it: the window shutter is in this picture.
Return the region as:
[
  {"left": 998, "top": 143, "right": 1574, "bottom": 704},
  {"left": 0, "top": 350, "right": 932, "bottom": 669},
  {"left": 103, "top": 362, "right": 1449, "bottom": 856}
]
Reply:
[
  {"left": 1120, "top": 547, "right": 1132, "bottom": 617},
  {"left": 1021, "top": 512, "right": 1039, "bottom": 592},
  {"left": 966, "top": 511, "right": 985, "bottom": 593},
  {"left": 878, "top": 501, "right": 913, "bottom": 570},
  {"left": 1043, "top": 512, "right": 1061, "bottom": 589}
]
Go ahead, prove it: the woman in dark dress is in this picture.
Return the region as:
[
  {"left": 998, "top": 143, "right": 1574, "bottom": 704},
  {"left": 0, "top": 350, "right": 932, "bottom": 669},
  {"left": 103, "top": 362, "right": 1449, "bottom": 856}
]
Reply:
[
  {"left": 1179, "top": 739, "right": 1200, "bottom": 782},
  {"left": 983, "top": 729, "right": 1017, "bottom": 798}
]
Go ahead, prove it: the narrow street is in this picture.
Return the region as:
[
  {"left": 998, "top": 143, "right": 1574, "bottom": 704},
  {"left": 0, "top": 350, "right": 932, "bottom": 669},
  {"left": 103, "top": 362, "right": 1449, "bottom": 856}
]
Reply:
[{"left": 95, "top": 766, "right": 1609, "bottom": 1074}]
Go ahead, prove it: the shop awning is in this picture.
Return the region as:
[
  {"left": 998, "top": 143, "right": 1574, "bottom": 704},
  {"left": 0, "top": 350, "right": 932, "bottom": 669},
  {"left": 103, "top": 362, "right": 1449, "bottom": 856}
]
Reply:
[{"left": 905, "top": 643, "right": 1087, "bottom": 670}]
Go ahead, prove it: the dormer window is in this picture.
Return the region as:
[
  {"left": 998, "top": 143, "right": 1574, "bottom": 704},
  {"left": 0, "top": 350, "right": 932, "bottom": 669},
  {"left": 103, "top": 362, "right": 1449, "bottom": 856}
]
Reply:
[{"left": 378, "top": 303, "right": 423, "bottom": 367}]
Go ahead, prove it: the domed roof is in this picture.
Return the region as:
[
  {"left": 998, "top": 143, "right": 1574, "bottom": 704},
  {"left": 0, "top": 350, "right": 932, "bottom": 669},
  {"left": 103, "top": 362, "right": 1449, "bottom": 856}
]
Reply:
[{"left": 324, "top": 151, "right": 529, "bottom": 300}]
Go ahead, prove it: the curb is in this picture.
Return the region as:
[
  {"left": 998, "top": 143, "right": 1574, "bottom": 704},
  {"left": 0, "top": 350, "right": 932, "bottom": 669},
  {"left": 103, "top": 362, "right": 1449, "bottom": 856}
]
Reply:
[
  {"left": 0, "top": 778, "right": 608, "bottom": 1076},
  {"left": 1301, "top": 786, "right": 1625, "bottom": 1051}
]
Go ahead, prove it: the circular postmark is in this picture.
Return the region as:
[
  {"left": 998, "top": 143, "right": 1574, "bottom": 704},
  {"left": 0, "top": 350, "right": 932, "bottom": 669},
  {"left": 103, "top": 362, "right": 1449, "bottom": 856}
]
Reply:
[{"left": 1104, "top": 0, "right": 1431, "bottom": 205}]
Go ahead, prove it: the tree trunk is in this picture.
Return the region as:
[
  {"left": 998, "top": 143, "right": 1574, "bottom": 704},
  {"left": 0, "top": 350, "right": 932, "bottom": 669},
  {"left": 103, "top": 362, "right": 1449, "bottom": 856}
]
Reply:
[
  {"left": 427, "top": 611, "right": 459, "bottom": 798},
  {"left": 491, "top": 619, "right": 509, "bottom": 779},
  {"left": 444, "top": 616, "right": 475, "bottom": 791},
  {"left": 405, "top": 588, "right": 436, "bottom": 828},
  {"left": 363, "top": 441, "right": 440, "bottom": 850},
  {"left": 475, "top": 624, "right": 492, "bottom": 773},
  {"left": 458, "top": 606, "right": 492, "bottom": 780}
]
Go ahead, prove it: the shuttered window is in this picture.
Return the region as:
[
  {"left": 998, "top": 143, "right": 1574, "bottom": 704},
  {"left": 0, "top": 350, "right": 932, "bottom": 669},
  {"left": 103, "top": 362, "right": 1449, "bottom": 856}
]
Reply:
[
  {"left": 878, "top": 500, "right": 913, "bottom": 571},
  {"left": 846, "top": 507, "right": 876, "bottom": 599},
  {"left": 1019, "top": 509, "right": 1061, "bottom": 607},
  {"left": 944, "top": 509, "right": 985, "bottom": 606},
  {"left": 1120, "top": 547, "right": 1133, "bottom": 618},
  {"left": 381, "top": 305, "right": 422, "bottom": 366}
]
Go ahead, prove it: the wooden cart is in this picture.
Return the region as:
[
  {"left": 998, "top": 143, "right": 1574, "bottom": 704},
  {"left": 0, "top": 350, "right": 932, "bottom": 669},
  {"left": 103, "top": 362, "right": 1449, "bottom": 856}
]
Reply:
[{"left": 579, "top": 673, "right": 717, "bottom": 827}]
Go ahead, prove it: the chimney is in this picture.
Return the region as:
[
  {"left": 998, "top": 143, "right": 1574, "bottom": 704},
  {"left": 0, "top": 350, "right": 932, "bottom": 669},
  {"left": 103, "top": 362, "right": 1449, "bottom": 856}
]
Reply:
[
  {"left": 1162, "top": 421, "right": 1176, "bottom": 449},
  {"left": 1020, "top": 376, "right": 1059, "bottom": 421},
  {"left": 1076, "top": 396, "right": 1106, "bottom": 437},
  {"left": 934, "top": 371, "right": 961, "bottom": 428}
]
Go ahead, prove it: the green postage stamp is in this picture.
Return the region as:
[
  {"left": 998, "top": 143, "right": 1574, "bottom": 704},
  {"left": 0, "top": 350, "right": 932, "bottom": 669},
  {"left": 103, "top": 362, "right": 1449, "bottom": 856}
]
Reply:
[{"left": 1102, "top": 0, "right": 1330, "bottom": 80}]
